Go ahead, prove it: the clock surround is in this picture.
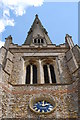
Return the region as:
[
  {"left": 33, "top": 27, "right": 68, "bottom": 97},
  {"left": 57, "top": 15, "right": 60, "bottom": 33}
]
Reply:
[{"left": 29, "top": 95, "right": 56, "bottom": 114}]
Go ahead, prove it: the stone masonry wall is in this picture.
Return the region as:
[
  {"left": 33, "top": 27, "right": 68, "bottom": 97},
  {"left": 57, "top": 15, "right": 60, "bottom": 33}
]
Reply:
[{"left": 1, "top": 80, "right": 78, "bottom": 119}]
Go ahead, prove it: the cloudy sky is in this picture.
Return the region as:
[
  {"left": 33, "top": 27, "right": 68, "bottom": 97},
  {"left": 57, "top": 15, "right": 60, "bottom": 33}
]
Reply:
[{"left": 0, "top": 0, "right": 79, "bottom": 47}]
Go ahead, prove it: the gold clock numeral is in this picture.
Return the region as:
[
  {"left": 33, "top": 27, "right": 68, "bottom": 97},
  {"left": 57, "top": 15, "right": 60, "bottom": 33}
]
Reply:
[
  {"left": 49, "top": 106, "right": 53, "bottom": 108},
  {"left": 38, "top": 109, "right": 40, "bottom": 112},
  {"left": 42, "top": 110, "right": 44, "bottom": 113},
  {"left": 48, "top": 107, "right": 52, "bottom": 111},
  {"left": 34, "top": 107, "right": 37, "bottom": 110}
]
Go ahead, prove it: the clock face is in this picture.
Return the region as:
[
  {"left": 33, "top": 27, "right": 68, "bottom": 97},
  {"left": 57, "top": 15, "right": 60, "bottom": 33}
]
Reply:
[{"left": 33, "top": 100, "right": 54, "bottom": 113}]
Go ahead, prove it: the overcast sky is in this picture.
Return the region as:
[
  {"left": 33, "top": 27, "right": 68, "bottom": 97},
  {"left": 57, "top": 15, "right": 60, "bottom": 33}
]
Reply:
[{"left": 0, "top": 0, "right": 79, "bottom": 47}]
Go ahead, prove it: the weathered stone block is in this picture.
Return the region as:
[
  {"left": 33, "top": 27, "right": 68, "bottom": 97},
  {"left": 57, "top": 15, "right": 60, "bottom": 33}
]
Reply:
[
  {"left": 6, "top": 51, "right": 13, "bottom": 62},
  {"left": 2, "top": 70, "right": 10, "bottom": 83},
  {"left": 0, "top": 47, "right": 6, "bottom": 65},
  {"left": 66, "top": 50, "right": 72, "bottom": 61},
  {"left": 72, "top": 45, "right": 80, "bottom": 65},
  {"left": 67, "top": 58, "right": 78, "bottom": 74},
  {"left": 4, "top": 59, "right": 13, "bottom": 75}
]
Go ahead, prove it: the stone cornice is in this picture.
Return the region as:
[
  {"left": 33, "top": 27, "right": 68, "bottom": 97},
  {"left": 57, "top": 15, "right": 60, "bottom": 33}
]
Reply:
[
  {"left": 9, "top": 47, "right": 68, "bottom": 53},
  {"left": 8, "top": 79, "right": 78, "bottom": 87}
]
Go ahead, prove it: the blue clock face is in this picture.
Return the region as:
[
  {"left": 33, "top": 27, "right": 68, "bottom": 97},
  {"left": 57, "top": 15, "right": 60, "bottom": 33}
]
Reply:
[{"left": 33, "top": 100, "right": 54, "bottom": 113}]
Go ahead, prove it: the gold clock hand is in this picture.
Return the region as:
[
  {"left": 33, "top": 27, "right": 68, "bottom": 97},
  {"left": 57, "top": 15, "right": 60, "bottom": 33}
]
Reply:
[{"left": 42, "top": 100, "right": 45, "bottom": 106}]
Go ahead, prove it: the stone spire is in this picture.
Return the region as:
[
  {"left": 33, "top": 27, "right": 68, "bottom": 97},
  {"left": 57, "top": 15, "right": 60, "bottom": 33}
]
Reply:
[{"left": 24, "top": 14, "right": 52, "bottom": 45}]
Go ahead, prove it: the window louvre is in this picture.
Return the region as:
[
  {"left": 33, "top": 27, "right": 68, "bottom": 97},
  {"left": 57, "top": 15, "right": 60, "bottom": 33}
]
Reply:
[
  {"left": 43, "top": 65, "right": 49, "bottom": 83},
  {"left": 50, "top": 65, "right": 56, "bottom": 83},
  {"left": 33, "top": 65, "right": 37, "bottom": 84},
  {"left": 26, "top": 65, "right": 30, "bottom": 84}
]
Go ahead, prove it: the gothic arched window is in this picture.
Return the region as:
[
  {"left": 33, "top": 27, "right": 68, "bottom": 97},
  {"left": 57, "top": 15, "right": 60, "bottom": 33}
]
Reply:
[
  {"left": 26, "top": 64, "right": 37, "bottom": 84},
  {"left": 43, "top": 64, "right": 56, "bottom": 84}
]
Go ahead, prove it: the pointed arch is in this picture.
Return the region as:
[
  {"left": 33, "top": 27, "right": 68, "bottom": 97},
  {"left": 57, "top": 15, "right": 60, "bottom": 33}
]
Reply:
[
  {"left": 43, "top": 64, "right": 56, "bottom": 84},
  {"left": 26, "top": 64, "right": 37, "bottom": 84}
]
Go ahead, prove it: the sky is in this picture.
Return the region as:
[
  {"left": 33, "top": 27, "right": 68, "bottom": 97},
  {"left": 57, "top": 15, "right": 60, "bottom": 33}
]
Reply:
[{"left": 0, "top": 0, "right": 79, "bottom": 47}]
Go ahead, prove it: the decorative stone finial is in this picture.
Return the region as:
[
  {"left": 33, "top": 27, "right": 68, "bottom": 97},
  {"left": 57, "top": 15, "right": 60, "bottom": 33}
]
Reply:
[
  {"left": 65, "top": 34, "right": 72, "bottom": 39},
  {"left": 35, "top": 14, "right": 38, "bottom": 18},
  {"left": 5, "top": 35, "right": 12, "bottom": 40},
  {"left": 4, "top": 35, "right": 12, "bottom": 49},
  {"left": 65, "top": 34, "right": 74, "bottom": 49}
]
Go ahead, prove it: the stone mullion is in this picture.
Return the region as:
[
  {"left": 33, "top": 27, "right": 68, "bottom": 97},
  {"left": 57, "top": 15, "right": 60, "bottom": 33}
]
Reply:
[
  {"left": 39, "top": 60, "right": 44, "bottom": 84},
  {"left": 40, "top": 39, "right": 41, "bottom": 44},
  {"left": 30, "top": 65, "right": 33, "bottom": 84},
  {"left": 36, "top": 39, "right": 38, "bottom": 43}
]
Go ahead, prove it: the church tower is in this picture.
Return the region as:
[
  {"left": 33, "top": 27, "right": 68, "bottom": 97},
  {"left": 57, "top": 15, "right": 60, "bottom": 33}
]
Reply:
[{"left": 0, "top": 15, "right": 80, "bottom": 119}]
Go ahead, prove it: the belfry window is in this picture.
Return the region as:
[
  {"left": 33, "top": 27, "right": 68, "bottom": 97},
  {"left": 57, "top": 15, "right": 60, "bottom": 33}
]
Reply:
[
  {"left": 34, "top": 39, "right": 37, "bottom": 43},
  {"left": 41, "top": 39, "right": 44, "bottom": 43},
  {"left": 26, "top": 64, "right": 37, "bottom": 84},
  {"left": 38, "top": 39, "right": 40, "bottom": 43},
  {"left": 33, "top": 38, "right": 44, "bottom": 44},
  {"left": 43, "top": 64, "right": 56, "bottom": 84}
]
